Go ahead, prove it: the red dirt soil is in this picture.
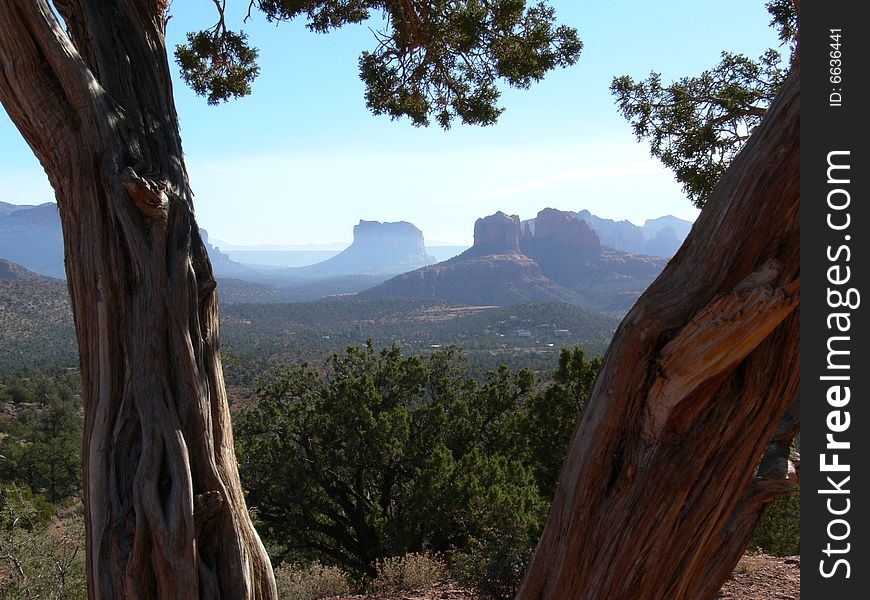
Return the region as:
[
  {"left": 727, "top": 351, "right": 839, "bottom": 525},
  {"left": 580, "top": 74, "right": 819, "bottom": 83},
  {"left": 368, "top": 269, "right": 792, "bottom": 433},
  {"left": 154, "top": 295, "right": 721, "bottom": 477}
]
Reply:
[{"left": 325, "top": 554, "right": 800, "bottom": 600}]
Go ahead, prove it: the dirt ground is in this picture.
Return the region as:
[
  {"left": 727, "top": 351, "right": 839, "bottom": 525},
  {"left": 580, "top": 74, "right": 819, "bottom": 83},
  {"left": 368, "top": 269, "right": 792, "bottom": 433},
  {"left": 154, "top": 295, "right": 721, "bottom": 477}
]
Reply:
[
  {"left": 716, "top": 555, "right": 800, "bottom": 600},
  {"left": 325, "top": 554, "right": 800, "bottom": 600}
]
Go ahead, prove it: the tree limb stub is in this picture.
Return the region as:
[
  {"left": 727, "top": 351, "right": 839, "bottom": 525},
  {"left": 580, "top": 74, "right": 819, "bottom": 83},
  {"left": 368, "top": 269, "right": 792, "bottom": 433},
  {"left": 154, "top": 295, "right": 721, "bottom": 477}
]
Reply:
[
  {"left": 122, "top": 167, "right": 170, "bottom": 220},
  {"left": 645, "top": 277, "right": 799, "bottom": 440}
]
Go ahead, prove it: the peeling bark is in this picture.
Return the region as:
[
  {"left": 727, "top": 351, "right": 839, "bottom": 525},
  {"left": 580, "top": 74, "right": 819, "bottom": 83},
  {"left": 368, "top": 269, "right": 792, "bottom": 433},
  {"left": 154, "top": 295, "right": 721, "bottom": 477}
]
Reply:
[
  {"left": 517, "top": 68, "right": 799, "bottom": 600},
  {"left": 0, "top": 1, "right": 277, "bottom": 597}
]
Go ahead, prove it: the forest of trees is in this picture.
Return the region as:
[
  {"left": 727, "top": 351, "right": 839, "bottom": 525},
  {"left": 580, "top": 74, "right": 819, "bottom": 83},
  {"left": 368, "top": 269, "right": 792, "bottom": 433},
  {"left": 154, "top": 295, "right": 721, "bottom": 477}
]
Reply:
[{"left": 0, "top": 346, "right": 797, "bottom": 598}]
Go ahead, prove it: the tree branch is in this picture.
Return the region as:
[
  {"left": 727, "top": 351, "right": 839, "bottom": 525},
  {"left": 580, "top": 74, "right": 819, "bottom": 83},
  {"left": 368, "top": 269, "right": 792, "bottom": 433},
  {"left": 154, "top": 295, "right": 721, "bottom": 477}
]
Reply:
[{"left": 0, "top": 0, "right": 108, "bottom": 180}]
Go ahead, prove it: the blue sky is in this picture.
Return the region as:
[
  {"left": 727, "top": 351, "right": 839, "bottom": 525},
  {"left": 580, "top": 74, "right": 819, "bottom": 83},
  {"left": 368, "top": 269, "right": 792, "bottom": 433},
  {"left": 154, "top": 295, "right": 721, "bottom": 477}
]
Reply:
[{"left": 0, "top": 1, "right": 782, "bottom": 245}]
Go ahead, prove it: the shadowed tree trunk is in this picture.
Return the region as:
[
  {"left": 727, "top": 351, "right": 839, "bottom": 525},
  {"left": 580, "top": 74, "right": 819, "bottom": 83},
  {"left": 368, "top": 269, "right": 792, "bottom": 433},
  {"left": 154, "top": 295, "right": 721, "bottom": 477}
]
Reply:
[
  {"left": 517, "top": 65, "right": 800, "bottom": 600},
  {"left": 0, "top": 1, "right": 277, "bottom": 597}
]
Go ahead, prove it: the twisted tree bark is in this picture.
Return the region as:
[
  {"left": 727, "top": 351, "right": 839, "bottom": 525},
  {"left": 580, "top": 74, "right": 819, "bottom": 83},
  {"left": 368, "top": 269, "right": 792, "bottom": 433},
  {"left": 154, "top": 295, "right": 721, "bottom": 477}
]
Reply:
[
  {"left": 517, "top": 67, "right": 799, "bottom": 600},
  {"left": 0, "top": 1, "right": 276, "bottom": 597}
]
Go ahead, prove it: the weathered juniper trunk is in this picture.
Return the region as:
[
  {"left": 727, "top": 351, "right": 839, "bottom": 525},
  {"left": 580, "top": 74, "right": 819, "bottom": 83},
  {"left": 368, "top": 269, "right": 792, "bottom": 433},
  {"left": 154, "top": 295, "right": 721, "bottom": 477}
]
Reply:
[
  {"left": 0, "top": 1, "right": 277, "bottom": 598},
  {"left": 516, "top": 68, "right": 800, "bottom": 600}
]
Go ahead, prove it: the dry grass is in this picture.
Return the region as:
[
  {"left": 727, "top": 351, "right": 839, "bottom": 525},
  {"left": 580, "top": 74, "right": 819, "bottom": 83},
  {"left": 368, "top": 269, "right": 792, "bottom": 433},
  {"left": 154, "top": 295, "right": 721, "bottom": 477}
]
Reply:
[
  {"left": 371, "top": 552, "right": 448, "bottom": 593},
  {"left": 275, "top": 562, "right": 352, "bottom": 600}
]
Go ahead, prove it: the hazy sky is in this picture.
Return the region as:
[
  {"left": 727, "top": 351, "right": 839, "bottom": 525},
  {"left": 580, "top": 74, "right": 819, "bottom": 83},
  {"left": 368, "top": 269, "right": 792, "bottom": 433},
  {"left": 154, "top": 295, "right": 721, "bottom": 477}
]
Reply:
[{"left": 0, "top": 1, "right": 783, "bottom": 245}]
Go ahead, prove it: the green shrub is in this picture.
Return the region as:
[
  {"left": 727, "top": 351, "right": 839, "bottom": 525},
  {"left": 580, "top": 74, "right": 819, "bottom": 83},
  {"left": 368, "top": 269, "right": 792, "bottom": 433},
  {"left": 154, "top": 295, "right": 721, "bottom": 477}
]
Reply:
[
  {"left": 451, "top": 525, "right": 534, "bottom": 600},
  {"left": 371, "top": 552, "right": 447, "bottom": 592},
  {"left": 0, "top": 484, "right": 87, "bottom": 599},
  {"left": 274, "top": 562, "right": 352, "bottom": 600},
  {"left": 237, "top": 345, "right": 599, "bottom": 580},
  {"left": 750, "top": 490, "right": 800, "bottom": 556}
]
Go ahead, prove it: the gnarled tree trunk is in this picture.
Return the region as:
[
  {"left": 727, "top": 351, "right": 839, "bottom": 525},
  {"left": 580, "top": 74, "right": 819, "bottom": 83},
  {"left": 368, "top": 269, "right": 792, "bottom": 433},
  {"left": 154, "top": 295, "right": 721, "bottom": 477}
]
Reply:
[
  {"left": 0, "top": 1, "right": 277, "bottom": 597},
  {"left": 517, "top": 67, "right": 800, "bottom": 599}
]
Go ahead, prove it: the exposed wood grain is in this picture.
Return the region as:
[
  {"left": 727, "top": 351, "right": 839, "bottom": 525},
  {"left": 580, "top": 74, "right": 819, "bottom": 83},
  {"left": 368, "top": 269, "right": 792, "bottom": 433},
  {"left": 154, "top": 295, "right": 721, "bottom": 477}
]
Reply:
[{"left": 0, "top": 1, "right": 277, "bottom": 598}]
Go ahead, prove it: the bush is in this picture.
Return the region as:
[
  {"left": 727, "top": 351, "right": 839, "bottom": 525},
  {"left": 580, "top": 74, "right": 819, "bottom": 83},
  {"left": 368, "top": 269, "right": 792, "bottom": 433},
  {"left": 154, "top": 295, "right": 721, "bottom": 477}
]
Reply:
[
  {"left": 0, "top": 484, "right": 87, "bottom": 600},
  {"left": 451, "top": 526, "right": 534, "bottom": 600},
  {"left": 750, "top": 490, "right": 800, "bottom": 556},
  {"left": 371, "top": 552, "right": 447, "bottom": 592},
  {"left": 274, "top": 562, "right": 352, "bottom": 600},
  {"left": 237, "top": 345, "right": 600, "bottom": 580}
]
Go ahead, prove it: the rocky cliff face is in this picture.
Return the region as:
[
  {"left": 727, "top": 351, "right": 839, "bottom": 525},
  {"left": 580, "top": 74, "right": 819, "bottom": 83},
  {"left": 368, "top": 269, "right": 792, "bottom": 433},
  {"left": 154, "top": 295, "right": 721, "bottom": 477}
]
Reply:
[
  {"left": 523, "top": 208, "right": 600, "bottom": 257},
  {"left": 471, "top": 212, "right": 521, "bottom": 254},
  {"left": 574, "top": 209, "right": 645, "bottom": 254},
  {"left": 365, "top": 208, "right": 668, "bottom": 315},
  {"left": 353, "top": 220, "right": 428, "bottom": 254},
  {"left": 199, "top": 229, "right": 264, "bottom": 280},
  {"left": 524, "top": 209, "right": 694, "bottom": 257},
  {"left": 290, "top": 220, "right": 435, "bottom": 278}
]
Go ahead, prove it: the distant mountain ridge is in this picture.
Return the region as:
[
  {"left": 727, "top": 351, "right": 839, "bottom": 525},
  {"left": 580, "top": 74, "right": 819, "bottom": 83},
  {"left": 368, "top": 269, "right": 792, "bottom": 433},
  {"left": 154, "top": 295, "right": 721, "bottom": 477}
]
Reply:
[
  {"left": 0, "top": 258, "right": 42, "bottom": 280},
  {"left": 0, "top": 205, "right": 439, "bottom": 285},
  {"left": 0, "top": 202, "right": 66, "bottom": 278},
  {"left": 364, "top": 208, "right": 668, "bottom": 315},
  {"left": 522, "top": 210, "right": 693, "bottom": 257},
  {"left": 1, "top": 202, "right": 688, "bottom": 309}
]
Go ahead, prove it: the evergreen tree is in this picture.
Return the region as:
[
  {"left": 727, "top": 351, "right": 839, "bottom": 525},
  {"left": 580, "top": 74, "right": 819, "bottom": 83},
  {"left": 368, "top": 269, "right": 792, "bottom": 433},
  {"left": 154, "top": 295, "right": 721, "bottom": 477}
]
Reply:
[{"left": 610, "top": 1, "right": 796, "bottom": 206}]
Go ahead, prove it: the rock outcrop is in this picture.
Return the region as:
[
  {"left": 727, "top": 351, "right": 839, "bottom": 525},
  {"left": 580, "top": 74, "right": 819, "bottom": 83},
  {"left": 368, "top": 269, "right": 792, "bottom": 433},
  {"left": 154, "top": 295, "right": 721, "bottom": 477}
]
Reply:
[
  {"left": 289, "top": 220, "right": 436, "bottom": 278},
  {"left": 364, "top": 208, "right": 668, "bottom": 315},
  {"left": 471, "top": 212, "right": 521, "bottom": 254},
  {"left": 200, "top": 229, "right": 264, "bottom": 280},
  {"left": 523, "top": 209, "right": 694, "bottom": 258},
  {"left": 574, "top": 209, "right": 645, "bottom": 254},
  {"left": 523, "top": 208, "right": 600, "bottom": 257}
]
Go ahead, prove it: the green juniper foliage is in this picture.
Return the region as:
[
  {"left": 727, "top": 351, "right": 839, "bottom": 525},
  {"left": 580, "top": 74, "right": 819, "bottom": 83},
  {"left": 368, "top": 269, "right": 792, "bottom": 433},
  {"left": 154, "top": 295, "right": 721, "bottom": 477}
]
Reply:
[
  {"left": 235, "top": 344, "right": 599, "bottom": 580},
  {"left": 176, "top": 1, "right": 581, "bottom": 127},
  {"left": 0, "top": 373, "right": 83, "bottom": 504},
  {"left": 610, "top": 0, "right": 796, "bottom": 207},
  {"left": 175, "top": 30, "right": 260, "bottom": 105}
]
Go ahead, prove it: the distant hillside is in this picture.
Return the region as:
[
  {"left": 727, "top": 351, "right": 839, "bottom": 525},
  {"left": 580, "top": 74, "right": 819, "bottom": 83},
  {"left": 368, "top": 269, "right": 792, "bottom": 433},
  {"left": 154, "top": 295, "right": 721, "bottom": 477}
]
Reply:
[
  {"left": 199, "top": 229, "right": 280, "bottom": 280},
  {"left": 0, "top": 267, "right": 617, "bottom": 379},
  {"left": 220, "top": 297, "right": 618, "bottom": 379},
  {"left": 0, "top": 260, "right": 78, "bottom": 371},
  {"left": 365, "top": 209, "right": 666, "bottom": 315},
  {"left": 0, "top": 258, "right": 41, "bottom": 280},
  {"left": 215, "top": 244, "right": 468, "bottom": 268}
]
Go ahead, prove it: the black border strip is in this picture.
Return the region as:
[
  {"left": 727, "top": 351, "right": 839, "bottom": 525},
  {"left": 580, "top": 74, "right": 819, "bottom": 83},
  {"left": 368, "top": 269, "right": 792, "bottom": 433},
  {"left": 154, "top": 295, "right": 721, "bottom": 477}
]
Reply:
[{"left": 800, "top": 1, "right": 868, "bottom": 596}]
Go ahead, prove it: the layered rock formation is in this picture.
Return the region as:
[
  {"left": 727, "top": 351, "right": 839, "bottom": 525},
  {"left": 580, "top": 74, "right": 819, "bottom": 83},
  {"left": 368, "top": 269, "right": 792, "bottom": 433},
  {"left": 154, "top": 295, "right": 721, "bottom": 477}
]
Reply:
[
  {"left": 199, "top": 229, "right": 265, "bottom": 280},
  {"left": 364, "top": 208, "right": 668, "bottom": 315},
  {"left": 471, "top": 212, "right": 522, "bottom": 254},
  {"left": 523, "top": 209, "right": 694, "bottom": 257},
  {"left": 289, "top": 220, "right": 435, "bottom": 278}
]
